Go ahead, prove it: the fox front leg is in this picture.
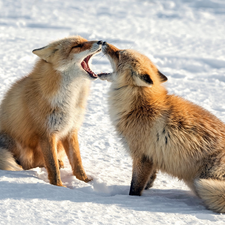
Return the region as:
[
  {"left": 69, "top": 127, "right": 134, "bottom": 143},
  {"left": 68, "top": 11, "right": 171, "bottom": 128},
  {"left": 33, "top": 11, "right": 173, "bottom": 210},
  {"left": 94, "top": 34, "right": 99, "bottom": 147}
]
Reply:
[
  {"left": 40, "top": 135, "right": 64, "bottom": 186},
  {"left": 129, "top": 155, "right": 155, "bottom": 196},
  {"left": 63, "top": 130, "right": 92, "bottom": 183}
]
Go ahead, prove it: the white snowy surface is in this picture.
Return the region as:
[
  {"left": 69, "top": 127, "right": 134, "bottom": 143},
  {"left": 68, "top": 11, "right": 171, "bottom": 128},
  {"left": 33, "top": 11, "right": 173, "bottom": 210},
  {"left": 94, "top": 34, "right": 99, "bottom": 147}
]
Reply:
[{"left": 0, "top": 0, "right": 225, "bottom": 224}]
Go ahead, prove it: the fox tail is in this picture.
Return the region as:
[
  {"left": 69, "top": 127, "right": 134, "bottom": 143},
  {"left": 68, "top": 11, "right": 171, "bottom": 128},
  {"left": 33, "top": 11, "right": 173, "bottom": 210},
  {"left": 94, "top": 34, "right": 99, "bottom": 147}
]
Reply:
[
  {"left": 195, "top": 178, "right": 225, "bottom": 213},
  {"left": 0, "top": 148, "right": 22, "bottom": 171}
]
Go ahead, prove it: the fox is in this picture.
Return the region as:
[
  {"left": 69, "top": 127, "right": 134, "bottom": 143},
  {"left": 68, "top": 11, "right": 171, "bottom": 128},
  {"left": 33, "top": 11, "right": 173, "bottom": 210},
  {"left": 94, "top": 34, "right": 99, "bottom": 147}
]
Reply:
[
  {"left": 0, "top": 36, "right": 102, "bottom": 187},
  {"left": 98, "top": 42, "right": 225, "bottom": 213}
]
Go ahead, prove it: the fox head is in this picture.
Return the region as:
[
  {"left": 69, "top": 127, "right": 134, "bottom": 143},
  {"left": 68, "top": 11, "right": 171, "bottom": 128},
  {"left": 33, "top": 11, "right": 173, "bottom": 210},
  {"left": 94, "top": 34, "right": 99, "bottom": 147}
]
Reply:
[
  {"left": 32, "top": 36, "right": 102, "bottom": 79},
  {"left": 98, "top": 42, "right": 167, "bottom": 87}
]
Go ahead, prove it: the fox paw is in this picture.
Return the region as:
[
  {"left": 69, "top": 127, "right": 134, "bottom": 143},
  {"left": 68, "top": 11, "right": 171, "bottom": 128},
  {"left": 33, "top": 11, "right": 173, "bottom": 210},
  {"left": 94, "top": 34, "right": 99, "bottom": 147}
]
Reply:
[
  {"left": 84, "top": 175, "right": 93, "bottom": 183},
  {"left": 76, "top": 174, "right": 93, "bottom": 183}
]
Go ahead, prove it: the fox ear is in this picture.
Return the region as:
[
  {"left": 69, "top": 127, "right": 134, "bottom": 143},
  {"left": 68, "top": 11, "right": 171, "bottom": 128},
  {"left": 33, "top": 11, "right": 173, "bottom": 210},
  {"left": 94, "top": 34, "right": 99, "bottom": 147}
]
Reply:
[
  {"left": 32, "top": 45, "right": 57, "bottom": 62},
  {"left": 158, "top": 70, "right": 167, "bottom": 83},
  {"left": 140, "top": 74, "right": 153, "bottom": 85},
  {"left": 134, "top": 74, "right": 153, "bottom": 87}
]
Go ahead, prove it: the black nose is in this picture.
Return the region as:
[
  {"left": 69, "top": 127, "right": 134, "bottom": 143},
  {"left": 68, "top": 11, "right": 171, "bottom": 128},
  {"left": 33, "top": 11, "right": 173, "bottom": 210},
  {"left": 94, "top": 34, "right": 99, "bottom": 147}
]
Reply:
[
  {"left": 97, "top": 40, "right": 103, "bottom": 45},
  {"left": 103, "top": 41, "right": 107, "bottom": 45}
]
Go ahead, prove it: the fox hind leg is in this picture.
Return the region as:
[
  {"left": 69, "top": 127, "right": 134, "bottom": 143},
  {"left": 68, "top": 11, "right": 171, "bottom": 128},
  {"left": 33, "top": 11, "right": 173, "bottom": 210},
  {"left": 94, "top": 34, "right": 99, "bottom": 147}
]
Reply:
[
  {"left": 57, "top": 141, "right": 65, "bottom": 169},
  {"left": 145, "top": 169, "right": 157, "bottom": 190},
  {"left": 58, "top": 159, "right": 64, "bottom": 169}
]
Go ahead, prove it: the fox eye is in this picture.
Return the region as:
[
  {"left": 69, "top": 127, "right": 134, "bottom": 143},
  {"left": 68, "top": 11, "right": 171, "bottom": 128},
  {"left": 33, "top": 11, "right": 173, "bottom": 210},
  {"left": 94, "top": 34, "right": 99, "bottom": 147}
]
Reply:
[{"left": 72, "top": 44, "right": 83, "bottom": 49}]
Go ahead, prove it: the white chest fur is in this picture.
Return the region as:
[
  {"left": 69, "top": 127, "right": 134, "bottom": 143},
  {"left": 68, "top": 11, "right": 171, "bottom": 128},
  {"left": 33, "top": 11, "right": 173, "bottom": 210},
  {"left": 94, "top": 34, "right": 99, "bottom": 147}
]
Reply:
[{"left": 47, "top": 69, "right": 90, "bottom": 136}]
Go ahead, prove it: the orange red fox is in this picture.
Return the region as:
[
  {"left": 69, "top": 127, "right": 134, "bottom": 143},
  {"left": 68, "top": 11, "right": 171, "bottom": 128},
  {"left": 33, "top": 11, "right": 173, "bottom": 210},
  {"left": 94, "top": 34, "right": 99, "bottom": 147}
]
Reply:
[
  {"left": 99, "top": 42, "right": 225, "bottom": 213},
  {"left": 0, "top": 36, "right": 102, "bottom": 186}
]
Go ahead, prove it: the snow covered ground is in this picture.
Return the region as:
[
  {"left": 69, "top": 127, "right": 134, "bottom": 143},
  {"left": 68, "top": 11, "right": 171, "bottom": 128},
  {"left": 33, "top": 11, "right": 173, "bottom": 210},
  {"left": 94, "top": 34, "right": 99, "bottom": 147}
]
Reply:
[{"left": 0, "top": 0, "right": 225, "bottom": 224}]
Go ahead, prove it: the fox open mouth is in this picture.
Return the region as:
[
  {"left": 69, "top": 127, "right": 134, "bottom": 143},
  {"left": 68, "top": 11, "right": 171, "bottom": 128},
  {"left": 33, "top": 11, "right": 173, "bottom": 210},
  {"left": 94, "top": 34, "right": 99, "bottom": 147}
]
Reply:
[{"left": 81, "top": 54, "right": 98, "bottom": 79}]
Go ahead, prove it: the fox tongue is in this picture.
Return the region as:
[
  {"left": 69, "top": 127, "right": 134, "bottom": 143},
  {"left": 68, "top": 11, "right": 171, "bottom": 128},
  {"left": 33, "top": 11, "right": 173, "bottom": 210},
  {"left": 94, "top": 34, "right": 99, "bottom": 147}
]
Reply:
[
  {"left": 81, "top": 61, "right": 88, "bottom": 70},
  {"left": 81, "top": 60, "right": 93, "bottom": 74},
  {"left": 81, "top": 54, "right": 97, "bottom": 78}
]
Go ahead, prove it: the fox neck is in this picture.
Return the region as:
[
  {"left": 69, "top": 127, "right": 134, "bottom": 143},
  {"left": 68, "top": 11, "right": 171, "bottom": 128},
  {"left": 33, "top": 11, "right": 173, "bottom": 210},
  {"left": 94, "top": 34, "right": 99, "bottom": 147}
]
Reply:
[
  {"left": 109, "top": 83, "right": 168, "bottom": 122},
  {"left": 31, "top": 60, "right": 90, "bottom": 107}
]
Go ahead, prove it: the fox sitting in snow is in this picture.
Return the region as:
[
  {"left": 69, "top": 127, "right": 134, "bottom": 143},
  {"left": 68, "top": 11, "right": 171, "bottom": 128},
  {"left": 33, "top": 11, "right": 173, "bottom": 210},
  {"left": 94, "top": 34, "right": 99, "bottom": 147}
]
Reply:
[
  {"left": 0, "top": 36, "right": 102, "bottom": 187},
  {"left": 99, "top": 41, "right": 225, "bottom": 213}
]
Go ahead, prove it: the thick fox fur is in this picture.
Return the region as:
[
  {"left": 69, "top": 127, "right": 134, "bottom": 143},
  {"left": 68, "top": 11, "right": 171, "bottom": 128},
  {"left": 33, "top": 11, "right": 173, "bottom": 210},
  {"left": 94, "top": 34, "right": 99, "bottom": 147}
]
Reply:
[
  {"left": 0, "top": 36, "right": 102, "bottom": 186},
  {"left": 99, "top": 42, "right": 225, "bottom": 213}
]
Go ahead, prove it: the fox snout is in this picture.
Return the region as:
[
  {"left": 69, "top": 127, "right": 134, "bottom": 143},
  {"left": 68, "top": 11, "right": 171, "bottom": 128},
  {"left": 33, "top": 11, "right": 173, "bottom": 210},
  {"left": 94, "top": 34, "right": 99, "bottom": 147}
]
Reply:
[
  {"left": 102, "top": 41, "right": 119, "bottom": 52},
  {"left": 97, "top": 41, "right": 120, "bottom": 82},
  {"left": 102, "top": 42, "right": 120, "bottom": 64},
  {"left": 97, "top": 40, "right": 103, "bottom": 45},
  {"left": 102, "top": 41, "right": 108, "bottom": 53}
]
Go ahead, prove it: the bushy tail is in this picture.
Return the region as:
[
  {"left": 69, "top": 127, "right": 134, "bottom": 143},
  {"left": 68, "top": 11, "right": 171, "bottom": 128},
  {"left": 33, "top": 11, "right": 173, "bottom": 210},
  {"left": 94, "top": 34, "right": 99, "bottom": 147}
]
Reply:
[
  {"left": 0, "top": 148, "right": 23, "bottom": 171},
  {"left": 195, "top": 179, "right": 225, "bottom": 213}
]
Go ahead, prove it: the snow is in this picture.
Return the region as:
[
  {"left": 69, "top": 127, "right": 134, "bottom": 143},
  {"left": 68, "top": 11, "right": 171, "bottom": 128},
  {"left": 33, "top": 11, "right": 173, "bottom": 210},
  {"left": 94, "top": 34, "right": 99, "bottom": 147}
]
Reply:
[{"left": 0, "top": 0, "right": 225, "bottom": 224}]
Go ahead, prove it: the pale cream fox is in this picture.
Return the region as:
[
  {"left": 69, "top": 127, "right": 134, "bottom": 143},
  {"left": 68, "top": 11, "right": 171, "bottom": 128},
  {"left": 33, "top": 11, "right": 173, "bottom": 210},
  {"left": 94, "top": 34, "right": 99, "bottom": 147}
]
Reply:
[
  {"left": 99, "top": 42, "right": 225, "bottom": 213},
  {"left": 0, "top": 36, "right": 102, "bottom": 186}
]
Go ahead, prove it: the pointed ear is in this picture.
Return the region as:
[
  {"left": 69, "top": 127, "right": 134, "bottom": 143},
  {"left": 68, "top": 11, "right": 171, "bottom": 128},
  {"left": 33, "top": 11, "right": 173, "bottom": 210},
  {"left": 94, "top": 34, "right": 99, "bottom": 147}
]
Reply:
[
  {"left": 32, "top": 45, "right": 57, "bottom": 62},
  {"left": 141, "top": 74, "right": 153, "bottom": 85},
  {"left": 158, "top": 71, "right": 167, "bottom": 83},
  {"left": 134, "top": 73, "right": 153, "bottom": 87}
]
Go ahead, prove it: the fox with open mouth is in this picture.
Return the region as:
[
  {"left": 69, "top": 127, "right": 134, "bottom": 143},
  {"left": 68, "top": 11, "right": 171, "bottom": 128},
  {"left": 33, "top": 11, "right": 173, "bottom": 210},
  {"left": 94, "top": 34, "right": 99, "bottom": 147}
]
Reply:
[
  {"left": 99, "top": 41, "right": 225, "bottom": 213},
  {"left": 0, "top": 36, "right": 102, "bottom": 187}
]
